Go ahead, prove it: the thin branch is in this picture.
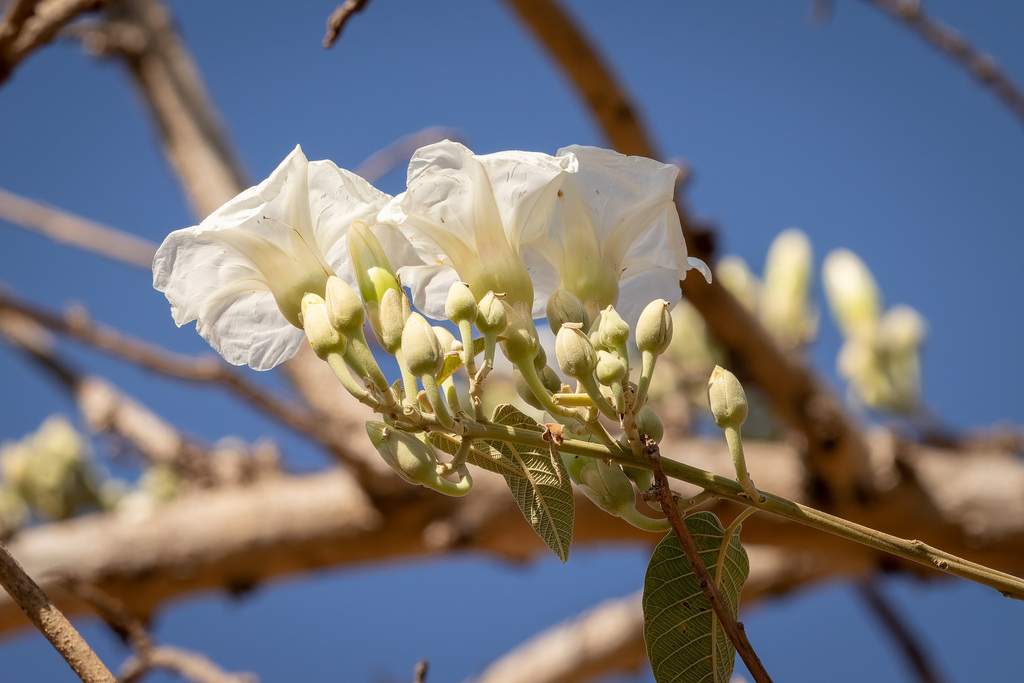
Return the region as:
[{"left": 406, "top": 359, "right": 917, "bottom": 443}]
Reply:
[
  {"left": 0, "top": 0, "right": 117, "bottom": 85},
  {"left": 0, "top": 541, "right": 115, "bottom": 683},
  {"left": 413, "top": 659, "right": 428, "bottom": 683},
  {"left": 322, "top": 0, "right": 372, "bottom": 49},
  {"left": 856, "top": 579, "right": 950, "bottom": 683},
  {"left": 0, "top": 288, "right": 367, "bottom": 467},
  {"left": 859, "top": 0, "right": 1024, "bottom": 127},
  {"left": 354, "top": 126, "right": 466, "bottom": 184},
  {"left": 0, "top": 187, "right": 157, "bottom": 268},
  {"left": 119, "top": 646, "right": 257, "bottom": 683},
  {"left": 646, "top": 437, "right": 774, "bottom": 683},
  {"left": 470, "top": 592, "right": 647, "bottom": 683}
]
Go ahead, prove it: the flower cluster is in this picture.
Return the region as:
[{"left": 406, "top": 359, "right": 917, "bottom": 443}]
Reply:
[{"left": 154, "top": 140, "right": 709, "bottom": 370}]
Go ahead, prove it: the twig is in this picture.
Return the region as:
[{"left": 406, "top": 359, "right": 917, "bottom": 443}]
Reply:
[
  {"left": 413, "top": 659, "right": 428, "bottom": 683},
  {"left": 322, "top": 0, "right": 372, "bottom": 49},
  {"left": 645, "top": 437, "right": 774, "bottom": 683},
  {"left": 0, "top": 542, "right": 115, "bottom": 683},
  {"left": 859, "top": 0, "right": 1024, "bottom": 127},
  {"left": 354, "top": 126, "right": 466, "bottom": 184},
  {"left": 0, "top": 187, "right": 157, "bottom": 268},
  {"left": 119, "top": 645, "right": 257, "bottom": 683},
  {"left": 0, "top": 0, "right": 117, "bottom": 85},
  {"left": 856, "top": 579, "right": 950, "bottom": 683}
]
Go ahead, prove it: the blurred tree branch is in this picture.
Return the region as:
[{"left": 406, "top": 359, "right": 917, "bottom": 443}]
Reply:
[
  {"left": 858, "top": 0, "right": 1024, "bottom": 127},
  {"left": 0, "top": 0, "right": 115, "bottom": 84}
]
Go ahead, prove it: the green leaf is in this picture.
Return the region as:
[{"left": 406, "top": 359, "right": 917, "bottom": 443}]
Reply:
[
  {"left": 642, "top": 511, "right": 749, "bottom": 683},
  {"left": 489, "top": 403, "right": 574, "bottom": 562}
]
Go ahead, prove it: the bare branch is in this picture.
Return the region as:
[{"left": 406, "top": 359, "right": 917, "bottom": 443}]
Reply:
[
  {"left": 503, "top": 0, "right": 655, "bottom": 159},
  {"left": 859, "top": 0, "right": 1024, "bottom": 127},
  {"left": 0, "top": 0, "right": 117, "bottom": 85},
  {"left": 119, "top": 646, "right": 257, "bottom": 683},
  {"left": 354, "top": 126, "right": 466, "bottom": 184},
  {"left": 0, "top": 541, "right": 115, "bottom": 683},
  {"left": 1, "top": 430, "right": 1023, "bottom": 641},
  {"left": 470, "top": 593, "right": 647, "bottom": 683},
  {"left": 0, "top": 187, "right": 158, "bottom": 268},
  {"left": 322, "top": 0, "right": 372, "bottom": 49}
]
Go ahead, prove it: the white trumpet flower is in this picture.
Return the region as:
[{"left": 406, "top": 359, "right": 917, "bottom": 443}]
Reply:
[{"left": 153, "top": 145, "right": 391, "bottom": 370}]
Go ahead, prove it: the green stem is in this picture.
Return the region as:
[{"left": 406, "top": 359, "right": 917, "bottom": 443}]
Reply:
[
  {"left": 394, "top": 348, "right": 419, "bottom": 406},
  {"left": 325, "top": 354, "right": 378, "bottom": 409},
  {"left": 634, "top": 350, "right": 656, "bottom": 410},
  {"left": 419, "top": 373, "right": 454, "bottom": 429},
  {"left": 433, "top": 417, "right": 1024, "bottom": 601},
  {"left": 725, "top": 425, "right": 765, "bottom": 502}
]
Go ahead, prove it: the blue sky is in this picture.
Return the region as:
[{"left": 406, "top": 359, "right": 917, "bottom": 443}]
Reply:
[{"left": 1, "top": 1, "right": 1022, "bottom": 681}]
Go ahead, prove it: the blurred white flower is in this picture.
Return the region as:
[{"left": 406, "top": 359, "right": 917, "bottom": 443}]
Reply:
[
  {"left": 532, "top": 145, "right": 711, "bottom": 324},
  {"left": 153, "top": 145, "right": 391, "bottom": 370},
  {"left": 378, "top": 140, "right": 576, "bottom": 319}
]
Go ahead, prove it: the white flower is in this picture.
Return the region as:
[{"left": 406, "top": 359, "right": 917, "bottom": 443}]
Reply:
[
  {"left": 530, "top": 145, "right": 710, "bottom": 324},
  {"left": 377, "top": 140, "right": 576, "bottom": 319},
  {"left": 153, "top": 145, "right": 391, "bottom": 370}
]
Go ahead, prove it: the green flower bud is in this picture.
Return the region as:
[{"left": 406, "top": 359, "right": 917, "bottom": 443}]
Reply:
[
  {"left": 476, "top": 291, "right": 507, "bottom": 334},
  {"left": 761, "top": 228, "right": 816, "bottom": 343},
  {"left": 513, "top": 365, "right": 562, "bottom": 412},
  {"left": 595, "top": 350, "right": 625, "bottom": 386},
  {"left": 301, "top": 293, "right": 346, "bottom": 360},
  {"left": 593, "top": 306, "right": 630, "bottom": 352},
  {"left": 879, "top": 304, "right": 926, "bottom": 352},
  {"left": 716, "top": 255, "right": 760, "bottom": 313},
  {"left": 823, "top": 248, "right": 882, "bottom": 340},
  {"left": 499, "top": 300, "right": 539, "bottom": 365},
  {"left": 402, "top": 313, "right": 445, "bottom": 377},
  {"left": 546, "top": 289, "right": 589, "bottom": 334},
  {"left": 348, "top": 220, "right": 401, "bottom": 306},
  {"left": 635, "top": 405, "right": 664, "bottom": 443},
  {"left": 365, "top": 421, "right": 438, "bottom": 486},
  {"left": 555, "top": 323, "right": 597, "bottom": 380},
  {"left": 324, "top": 276, "right": 365, "bottom": 336},
  {"left": 636, "top": 299, "right": 673, "bottom": 355},
  {"left": 379, "top": 287, "right": 410, "bottom": 354},
  {"left": 708, "top": 365, "right": 748, "bottom": 430},
  {"left": 445, "top": 281, "right": 478, "bottom": 325},
  {"left": 577, "top": 460, "right": 636, "bottom": 516},
  {"left": 432, "top": 325, "right": 458, "bottom": 355}
]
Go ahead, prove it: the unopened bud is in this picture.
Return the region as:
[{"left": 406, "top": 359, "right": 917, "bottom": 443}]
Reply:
[
  {"left": 365, "top": 422, "right": 438, "bottom": 486},
  {"left": 636, "top": 299, "right": 673, "bottom": 355},
  {"left": 592, "top": 306, "right": 630, "bottom": 352},
  {"left": 635, "top": 405, "right": 664, "bottom": 443},
  {"left": 499, "top": 300, "right": 538, "bottom": 364},
  {"left": 476, "top": 291, "right": 507, "bottom": 334},
  {"left": 324, "top": 276, "right": 365, "bottom": 336},
  {"left": 379, "top": 287, "right": 410, "bottom": 354},
  {"left": 348, "top": 220, "right": 401, "bottom": 306},
  {"left": 555, "top": 324, "right": 597, "bottom": 379},
  {"left": 823, "top": 249, "right": 882, "bottom": 339},
  {"left": 445, "top": 281, "right": 477, "bottom": 326},
  {"left": 402, "top": 313, "right": 445, "bottom": 377},
  {"left": 595, "top": 350, "right": 625, "bottom": 386},
  {"left": 432, "top": 326, "right": 458, "bottom": 355},
  {"left": 577, "top": 460, "right": 636, "bottom": 516},
  {"left": 716, "top": 256, "right": 759, "bottom": 313},
  {"left": 301, "top": 293, "right": 345, "bottom": 359},
  {"left": 708, "top": 365, "right": 748, "bottom": 430},
  {"left": 879, "top": 304, "right": 926, "bottom": 352},
  {"left": 546, "top": 289, "right": 589, "bottom": 333}
]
